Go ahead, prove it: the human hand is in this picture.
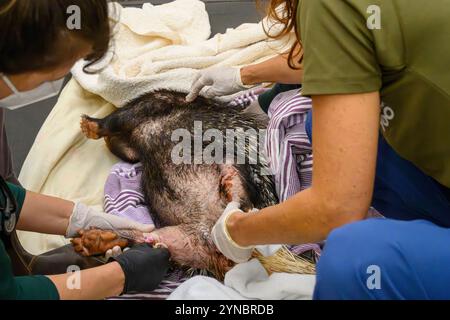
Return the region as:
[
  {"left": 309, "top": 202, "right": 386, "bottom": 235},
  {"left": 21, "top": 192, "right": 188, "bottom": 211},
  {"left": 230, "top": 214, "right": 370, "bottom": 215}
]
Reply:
[
  {"left": 114, "top": 243, "right": 170, "bottom": 294},
  {"left": 66, "top": 202, "right": 155, "bottom": 238},
  {"left": 211, "top": 201, "right": 255, "bottom": 263},
  {"left": 186, "top": 66, "right": 252, "bottom": 102}
]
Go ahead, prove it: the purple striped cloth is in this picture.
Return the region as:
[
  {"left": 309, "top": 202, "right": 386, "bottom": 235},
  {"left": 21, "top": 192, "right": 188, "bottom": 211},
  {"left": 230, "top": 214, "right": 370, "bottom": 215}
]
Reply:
[
  {"left": 104, "top": 162, "right": 154, "bottom": 226},
  {"left": 265, "top": 89, "right": 313, "bottom": 202},
  {"left": 228, "top": 87, "right": 267, "bottom": 108}
]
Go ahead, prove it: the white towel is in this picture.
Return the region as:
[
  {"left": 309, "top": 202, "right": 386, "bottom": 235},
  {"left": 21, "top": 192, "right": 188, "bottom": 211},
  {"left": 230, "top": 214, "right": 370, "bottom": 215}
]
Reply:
[
  {"left": 71, "top": 0, "right": 294, "bottom": 107},
  {"left": 168, "top": 259, "right": 316, "bottom": 300}
]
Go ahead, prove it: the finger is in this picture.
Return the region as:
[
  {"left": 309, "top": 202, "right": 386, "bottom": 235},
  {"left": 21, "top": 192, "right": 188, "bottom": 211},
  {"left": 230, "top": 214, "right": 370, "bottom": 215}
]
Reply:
[
  {"left": 185, "top": 72, "right": 202, "bottom": 102},
  {"left": 186, "top": 75, "right": 209, "bottom": 102}
]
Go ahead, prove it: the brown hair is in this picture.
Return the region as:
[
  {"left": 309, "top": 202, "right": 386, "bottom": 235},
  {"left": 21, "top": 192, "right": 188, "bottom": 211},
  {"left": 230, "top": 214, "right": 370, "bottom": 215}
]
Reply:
[
  {"left": 0, "top": 0, "right": 112, "bottom": 74},
  {"left": 258, "top": 0, "right": 302, "bottom": 69}
]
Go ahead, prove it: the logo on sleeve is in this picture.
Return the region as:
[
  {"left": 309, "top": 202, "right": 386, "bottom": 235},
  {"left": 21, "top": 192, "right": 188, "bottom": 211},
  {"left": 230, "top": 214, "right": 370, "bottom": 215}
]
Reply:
[{"left": 380, "top": 102, "right": 395, "bottom": 132}]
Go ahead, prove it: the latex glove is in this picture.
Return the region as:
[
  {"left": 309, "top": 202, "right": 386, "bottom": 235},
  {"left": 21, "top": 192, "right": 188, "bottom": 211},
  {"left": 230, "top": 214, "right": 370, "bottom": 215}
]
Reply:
[
  {"left": 186, "top": 66, "right": 252, "bottom": 102},
  {"left": 66, "top": 202, "right": 155, "bottom": 238},
  {"left": 211, "top": 201, "right": 254, "bottom": 263},
  {"left": 113, "top": 244, "right": 170, "bottom": 294}
]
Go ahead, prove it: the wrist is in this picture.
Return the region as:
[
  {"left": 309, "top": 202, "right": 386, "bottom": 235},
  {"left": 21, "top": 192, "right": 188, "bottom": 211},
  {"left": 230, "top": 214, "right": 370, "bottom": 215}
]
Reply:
[
  {"left": 240, "top": 66, "right": 256, "bottom": 86},
  {"left": 226, "top": 211, "right": 252, "bottom": 247}
]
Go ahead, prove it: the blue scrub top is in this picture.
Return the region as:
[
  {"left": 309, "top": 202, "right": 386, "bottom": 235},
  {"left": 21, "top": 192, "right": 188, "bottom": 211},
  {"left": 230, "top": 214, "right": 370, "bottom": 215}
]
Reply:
[{"left": 305, "top": 110, "right": 450, "bottom": 227}]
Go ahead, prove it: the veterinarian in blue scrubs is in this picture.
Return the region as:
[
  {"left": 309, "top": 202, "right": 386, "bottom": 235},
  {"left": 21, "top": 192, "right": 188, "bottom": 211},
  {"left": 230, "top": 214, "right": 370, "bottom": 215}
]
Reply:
[
  {"left": 189, "top": 0, "right": 450, "bottom": 299},
  {"left": 0, "top": 0, "right": 169, "bottom": 299}
]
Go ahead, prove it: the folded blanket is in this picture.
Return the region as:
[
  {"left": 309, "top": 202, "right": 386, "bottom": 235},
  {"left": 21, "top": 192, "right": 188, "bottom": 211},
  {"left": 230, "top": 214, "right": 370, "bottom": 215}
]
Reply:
[
  {"left": 17, "top": 0, "right": 292, "bottom": 255},
  {"left": 71, "top": 0, "right": 294, "bottom": 107}
]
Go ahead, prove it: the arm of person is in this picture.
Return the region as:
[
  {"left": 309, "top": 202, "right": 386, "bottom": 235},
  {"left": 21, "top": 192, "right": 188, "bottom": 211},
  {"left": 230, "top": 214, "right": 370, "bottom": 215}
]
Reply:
[
  {"left": 46, "top": 261, "right": 125, "bottom": 299},
  {"left": 186, "top": 42, "right": 303, "bottom": 101},
  {"left": 15, "top": 191, "right": 73, "bottom": 235},
  {"left": 16, "top": 190, "right": 153, "bottom": 236},
  {"left": 3, "top": 239, "right": 168, "bottom": 299},
  {"left": 227, "top": 91, "right": 381, "bottom": 246},
  {"left": 240, "top": 45, "right": 303, "bottom": 85},
  {"left": 1, "top": 237, "right": 124, "bottom": 300}
]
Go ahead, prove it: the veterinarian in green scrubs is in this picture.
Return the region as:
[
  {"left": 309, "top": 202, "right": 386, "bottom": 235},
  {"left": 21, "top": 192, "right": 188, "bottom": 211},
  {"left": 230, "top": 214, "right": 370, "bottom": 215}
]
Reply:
[
  {"left": 189, "top": 0, "right": 450, "bottom": 299},
  {"left": 0, "top": 0, "right": 169, "bottom": 299}
]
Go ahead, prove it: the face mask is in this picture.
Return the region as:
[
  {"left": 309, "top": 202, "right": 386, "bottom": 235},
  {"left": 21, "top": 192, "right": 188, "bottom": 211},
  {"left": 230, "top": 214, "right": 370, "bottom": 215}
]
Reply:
[{"left": 0, "top": 73, "right": 64, "bottom": 110}]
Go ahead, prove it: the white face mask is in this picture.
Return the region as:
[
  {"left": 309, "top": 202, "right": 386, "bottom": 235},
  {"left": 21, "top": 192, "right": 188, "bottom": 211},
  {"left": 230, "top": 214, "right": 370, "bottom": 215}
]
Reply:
[{"left": 0, "top": 73, "right": 64, "bottom": 110}]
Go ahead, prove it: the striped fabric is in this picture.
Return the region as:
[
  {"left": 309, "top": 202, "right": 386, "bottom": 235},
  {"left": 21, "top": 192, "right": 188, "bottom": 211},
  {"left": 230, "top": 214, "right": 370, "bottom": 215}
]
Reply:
[
  {"left": 104, "top": 162, "right": 154, "bottom": 225},
  {"left": 265, "top": 89, "right": 313, "bottom": 202},
  {"left": 228, "top": 87, "right": 266, "bottom": 108}
]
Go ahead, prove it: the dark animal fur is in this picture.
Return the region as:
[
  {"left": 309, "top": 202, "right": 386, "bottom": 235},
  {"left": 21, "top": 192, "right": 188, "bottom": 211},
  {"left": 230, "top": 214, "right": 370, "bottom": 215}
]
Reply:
[{"left": 81, "top": 90, "right": 278, "bottom": 278}]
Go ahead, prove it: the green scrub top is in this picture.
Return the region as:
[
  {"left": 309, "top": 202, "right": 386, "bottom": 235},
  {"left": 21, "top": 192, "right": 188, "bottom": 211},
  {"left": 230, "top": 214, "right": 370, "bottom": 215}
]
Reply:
[
  {"left": 0, "top": 182, "right": 59, "bottom": 300},
  {"left": 298, "top": 0, "right": 450, "bottom": 188}
]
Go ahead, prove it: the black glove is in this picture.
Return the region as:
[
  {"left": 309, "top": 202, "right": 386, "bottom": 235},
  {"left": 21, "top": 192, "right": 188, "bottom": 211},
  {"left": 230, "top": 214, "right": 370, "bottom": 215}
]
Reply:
[{"left": 113, "top": 243, "right": 170, "bottom": 294}]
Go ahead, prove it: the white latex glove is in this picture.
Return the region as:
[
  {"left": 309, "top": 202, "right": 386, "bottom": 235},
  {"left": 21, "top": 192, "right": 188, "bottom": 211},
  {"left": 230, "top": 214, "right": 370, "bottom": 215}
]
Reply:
[
  {"left": 211, "top": 201, "right": 254, "bottom": 263},
  {"left": 66, "top": 202, "right": 155, "bottom": 238},
  {"left": 186, "top": 66, "right": 253, "bottom": 102}
]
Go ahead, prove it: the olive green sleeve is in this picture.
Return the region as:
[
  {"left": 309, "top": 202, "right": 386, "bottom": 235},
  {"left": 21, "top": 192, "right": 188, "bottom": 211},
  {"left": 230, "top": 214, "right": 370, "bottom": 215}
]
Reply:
[
  {"left": 0, "top": 240, "right": 60, "bottom": 300},
  {"left": 298, "top": 0, "right": 382, "bottom": 95}
]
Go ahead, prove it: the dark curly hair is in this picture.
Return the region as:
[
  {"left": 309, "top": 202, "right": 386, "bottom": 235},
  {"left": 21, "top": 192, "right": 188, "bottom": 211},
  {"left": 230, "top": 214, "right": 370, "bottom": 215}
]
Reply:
[
  {"left": 0, "top": 0, "right": 112, "bottom": 74},
  {"left": 258, "top": 0, "right": 302, "bottom": 69}
]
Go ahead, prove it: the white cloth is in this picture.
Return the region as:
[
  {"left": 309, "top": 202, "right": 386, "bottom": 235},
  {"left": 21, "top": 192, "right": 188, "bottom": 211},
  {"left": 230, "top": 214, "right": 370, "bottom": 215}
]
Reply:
[
  {"left": 72, "top": 0, "right": 294, "bottom": 107},
  {"left": 17, "top": 0, "right": 293, "bottom": 254},
  {"left": 168, "top": 259, "right": 316, "bottom": 300}
]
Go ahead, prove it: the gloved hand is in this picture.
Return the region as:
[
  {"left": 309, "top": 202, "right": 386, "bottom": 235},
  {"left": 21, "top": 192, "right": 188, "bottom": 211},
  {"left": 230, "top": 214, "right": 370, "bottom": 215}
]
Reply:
[
  {"left": 185, "top": 66, "right": 253, "bottom": 102},
  {"left": 211, "top": 201, "right": 255, "bottom": 263},
  {"left": 113, "top": 243, "right": 170, "bottom": 294},
  {"left": 66, "top": 202, "right": 155, "bottom": 238}
]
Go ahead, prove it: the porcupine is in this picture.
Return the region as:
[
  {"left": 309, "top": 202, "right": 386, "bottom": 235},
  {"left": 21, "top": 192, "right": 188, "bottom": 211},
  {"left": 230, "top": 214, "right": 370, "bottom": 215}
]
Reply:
[{"left": 80, "top": 90, "right": 278, "bottom": 279}]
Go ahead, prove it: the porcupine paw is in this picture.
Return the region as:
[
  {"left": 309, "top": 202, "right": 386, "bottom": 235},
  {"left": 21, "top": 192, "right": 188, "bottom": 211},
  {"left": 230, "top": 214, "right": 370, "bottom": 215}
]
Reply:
[
  {"left": 71, "top": 228, "right": 129, "bottom": 256},
  {"left": 80, "top": 115, "right": 101, "bottom": 140}
]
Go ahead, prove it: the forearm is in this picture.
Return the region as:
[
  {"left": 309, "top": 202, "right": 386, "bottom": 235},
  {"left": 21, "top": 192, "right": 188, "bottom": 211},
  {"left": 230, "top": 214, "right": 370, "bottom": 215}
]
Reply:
[
  {"left": 228, "top": 188, "right": 366, "bottom": 247},
  {"left": 47, "top": 262, "right": 125, "bottom": 300},
  {"left": 228, "top": 93, "right": 380, "bottom": 247},
  {"left": 16, "top": 191, "right": 74, "bottom": 235},
  {"left": 240, "top": 53, "right": 303, "bottom": 86}
]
